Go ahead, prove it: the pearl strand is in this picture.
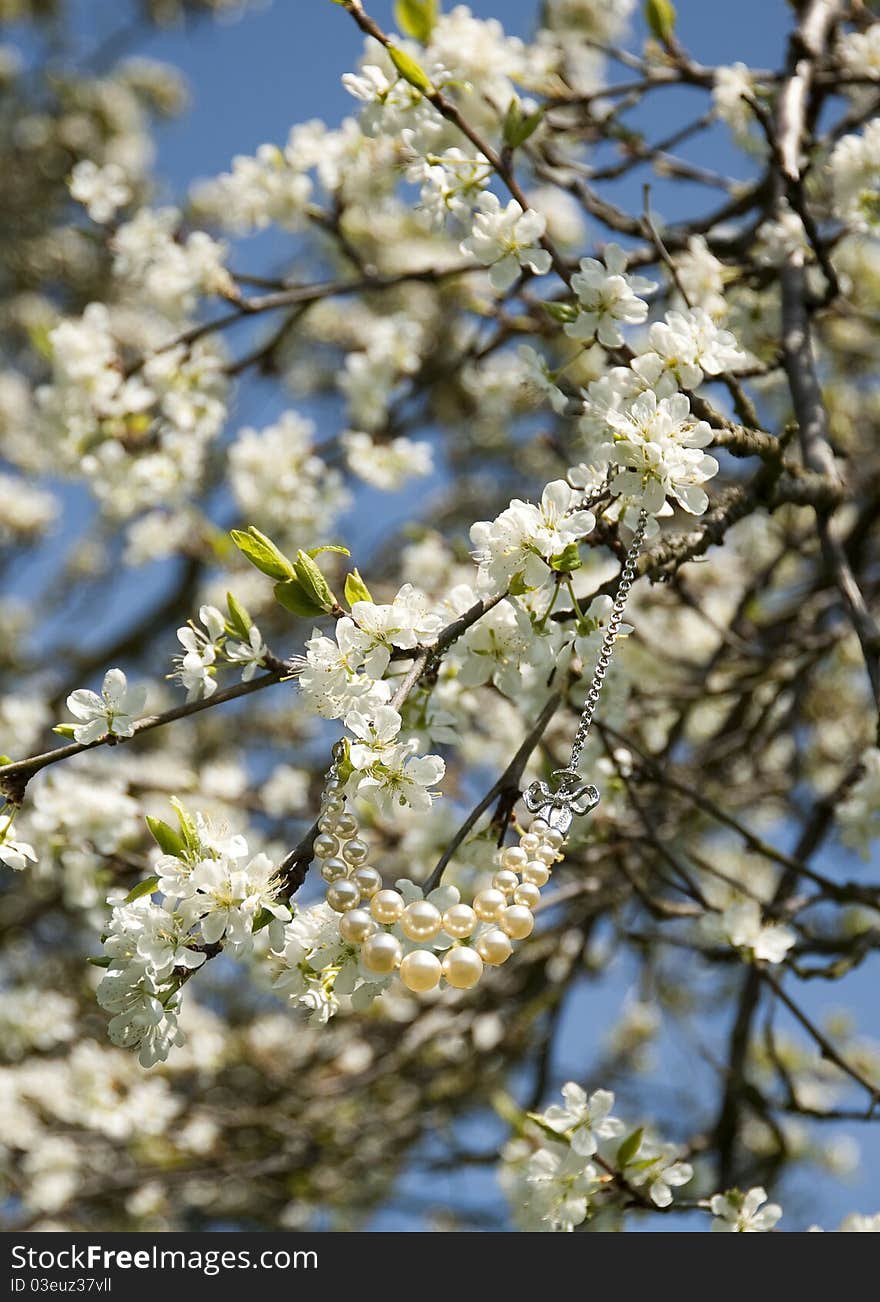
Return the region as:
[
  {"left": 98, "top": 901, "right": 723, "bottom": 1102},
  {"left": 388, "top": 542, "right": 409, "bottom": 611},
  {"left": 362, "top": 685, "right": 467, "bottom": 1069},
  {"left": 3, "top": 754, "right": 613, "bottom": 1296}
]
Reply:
[{"left": 312, "top": 760, "right": 565, "bottom": 994}]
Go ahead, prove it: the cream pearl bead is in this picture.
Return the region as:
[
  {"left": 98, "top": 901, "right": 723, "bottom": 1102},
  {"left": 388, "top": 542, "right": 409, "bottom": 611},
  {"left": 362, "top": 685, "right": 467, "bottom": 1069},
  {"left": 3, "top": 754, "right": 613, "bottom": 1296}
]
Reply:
[
  {"left": 442, "top": 946, "right": 484, "bottom": 989},
  {"left": 342, "top": 838, "right": 369, "bottom": 866},
  {"left": 536, "top": 845, "right": 557, "bottom": 866},
  {"left": 530, "top": 817, "right": 549, "bottom": 836},
  {"left": 514, "top": 881, "right": 541, "bottom": 909},
  {"left": 327, "top": 879, "right": 361, "bottom": 913},
  {"left": 352, "top": 865, "right": 381, "bottom": 899},
  {"left": 500, "top": 904, "right": 534, "bottom": 939},
  {"left": 322, "top": 794, "right": 344, "bottom": 815},
  {"left": 318, "top": 814, "right": 340, "bottom": 834},
  {"left": 335, "top": 812, "right": 359, "bottom": 838},
  {"left": 339, "top": 909, "right": 377, "bottom": 945},
  {"left": 320, "top": 856, "right": 349, "bottom": 884},
  {"left": 522, "top": 860, "right": 550, "bottom": 887},
  {"left": 324, "top": 776, "right": 344, "bottom": 792},
  {"left": 473, "top": 888, "right": 506, "bottom": 921},
  {"left": 492, "top": 869, "right": 519, "bottom": 897},
  {"left": 500, "top": 845, "right": 527, "bottom": 871},
  {"left": 442, "top": 904, "right": 476, "bottom": 939},
  {"left": 362, "top": 932, "right": 402, "bottom": 974},
  {"left": 476, "top": 928, "right": 513, "bottom": 966},
  {"left": 400, "top": 900, "right": 442, "bottom": 942},
  {"left": 542, "top": 827, "right": 565, "bottom": 851},
  {"left": 370, "top": 889, "right": 405, "bottom": 925},
  {"left": 314, "top": 832, "right": 340, "bottom": 859},
  {"left": 399, "top": 949, "right": 442, "bottom": 993},
  {"left": 519, "top": 832, "right": 540, "bottom": 856}
]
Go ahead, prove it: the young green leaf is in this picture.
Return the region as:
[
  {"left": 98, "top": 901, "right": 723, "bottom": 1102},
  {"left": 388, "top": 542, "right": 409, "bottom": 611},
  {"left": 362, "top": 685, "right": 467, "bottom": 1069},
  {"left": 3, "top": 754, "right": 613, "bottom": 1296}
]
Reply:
[
  {"left": 225, "top": 591, "right": 253, "bottom": 642},
  {"left": 549, "top": 542, "right": 582, "bottom": 573},
  {"left": 230, "top": 526, "right": 295, "bottom": 580},
  {"left": 145, "top": 815, "right": 187, "bottom": 858},
  {"left": 124, "top": 876, "right": 160, "bottom": 904},
  {"left": 305, "top": 544, "right": 351, "bottom": 559},
  {"left": 388, "top": 44, "right": 435, "bottom": 95},
  {"left": 616, "top": 1127, "right": 644, "bottom": 1169},
  {"left": 502, "top": 97, "right": 544, "bottom": 150},
  {"left": 542, "top": 300, "right": 579, "bottom": 324},
  {"left": 293, "top": 550, "right": 337, "bottom": 612},
  {"left": 344, "top": 568, "right": 373, "bottom": 606},
  {"left": 394, "top": 0, "right": 438, "bottom": 43},
  {"left": 170, "top": 797, "right": 200, "bottom": 854},
  {"left": 52, "top": 724, "right": 77, "bottom": 738},
  {"left": 645, "top": 0, "right": 677, "bottom": 44},
  {"left": 87, "top": 956, "right": 112, "bottom": 968},
  {"left": 273, "top": 578, "right": 327, "bottom": 619}
]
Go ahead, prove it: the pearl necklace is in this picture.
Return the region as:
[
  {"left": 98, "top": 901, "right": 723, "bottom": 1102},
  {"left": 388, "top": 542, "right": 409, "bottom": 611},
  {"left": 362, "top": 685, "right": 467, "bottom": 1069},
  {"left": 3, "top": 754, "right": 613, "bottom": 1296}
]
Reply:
[{"left": 311, "top": 505, "right": 648, "bottom": 995}]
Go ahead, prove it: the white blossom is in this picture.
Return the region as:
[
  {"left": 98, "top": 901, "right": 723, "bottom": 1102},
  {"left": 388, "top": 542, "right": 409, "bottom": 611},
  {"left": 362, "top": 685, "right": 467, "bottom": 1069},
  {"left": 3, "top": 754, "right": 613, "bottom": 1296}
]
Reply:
[
  {"left": 66, "top": 667, "right": 147, "bottom": 745},
  {"left": 710, "top": 1186, "right": 782, "bottom": 1232},
  {"left": 460, "top": 193, "right": 552, "bottom": 291},
  {"left": 565, "top": 243, "right": 656, "bottom": 348},
  {"left": 69, "top": 159, "right": 131, "bottom": 223}
]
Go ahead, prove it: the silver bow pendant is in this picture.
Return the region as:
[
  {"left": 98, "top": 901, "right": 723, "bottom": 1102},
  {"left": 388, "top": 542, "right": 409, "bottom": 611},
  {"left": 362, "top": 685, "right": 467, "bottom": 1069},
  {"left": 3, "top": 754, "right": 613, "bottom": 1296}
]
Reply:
[{"left": 522, "top": 769, "right": 599, "bottom": 836}]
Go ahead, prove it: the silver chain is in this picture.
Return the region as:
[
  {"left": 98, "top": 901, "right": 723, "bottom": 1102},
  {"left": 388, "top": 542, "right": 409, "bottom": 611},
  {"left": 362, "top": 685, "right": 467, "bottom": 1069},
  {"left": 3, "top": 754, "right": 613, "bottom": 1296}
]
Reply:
[{"left": 565, "top": 506, "right": 648, "bottom": 776}]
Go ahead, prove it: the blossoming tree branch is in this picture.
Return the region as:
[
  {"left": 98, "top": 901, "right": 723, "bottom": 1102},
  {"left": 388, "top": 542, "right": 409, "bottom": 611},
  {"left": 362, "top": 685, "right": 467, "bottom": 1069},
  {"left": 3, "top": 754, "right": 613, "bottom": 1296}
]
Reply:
[{"left": 0, "top": 0, "right": 878, "bottom": 1233}]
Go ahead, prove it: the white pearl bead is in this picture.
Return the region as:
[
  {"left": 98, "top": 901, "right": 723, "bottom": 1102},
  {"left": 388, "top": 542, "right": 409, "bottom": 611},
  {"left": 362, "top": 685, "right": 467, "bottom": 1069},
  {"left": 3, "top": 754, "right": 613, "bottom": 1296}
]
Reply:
[
  {"left": 322, "top": 795, "right": 344, "bottom": 815},
  {"left": 336, "top": 812, "right": 359, "bottom": 838},
  {"left": 324, "top": 776, "right": 343, "bottom": 792},
  {"left": 514, "top": 881, "right": 541, "bottom": 909},
  {"left": 314, "top": 832, "right": 340, "bottom": 859},
  {"left": 327, "top": 879, "right": 361, "bottom": 913},
  {"left": 500, "top": 845, "right": 527, "bottom": 871},
  {"left": 399, "top": 949, "right": 442, "bottom": 993},
  {"left": 476, "top": 928, "right": 513, "bottom": 966},
  {"left": 400, "top": 900, "right": 442, "bottom": 941},
  {"left": 530, "top": 817, "right": 549, "bottom": 835},
  {"left": 352, "top": 865, "right": 381, "bottom": 899},
  {"left": 500, "top": 904, "right": 534, "bottom": 939},
  {"left": 536, "top": 845, "right": 557, "bottom": 866},
  {"left": 542, "top": 828, "right": 565, "bottom": 851},
  {"left": 362, "top": 932, "right": 402, "bottom": 974},
  {"left": 473, "top": 888, "right": 506, "bottom": 921},
  {"left": 370, "top": 889, "right": 405, "bottom": 925},
  {"left": 520, "top": 832, "right": 540, "bottom": 855},
  {"left": 492, "top": 869, "right": 519, "bottom": 897},
  {"left": 318, "top": 814, "right": 340, "bottom": 834},
  {"left": 442, "top": 946, "right": 484, "bottom": 989},
  {"left": 342, "top": 838, "right": 369, "bottom": 866},
  {"left": 522, "top": 860, "right": 550, "bottom": 887},
  {"left": 320, "top": 856, "right": 349, "bottom": 883},
  {"left": 339, "top": 909, "right": 376, "bottom": 945},
  {"left": 442, "top": 904, "right": 476, "bottom": 939}
]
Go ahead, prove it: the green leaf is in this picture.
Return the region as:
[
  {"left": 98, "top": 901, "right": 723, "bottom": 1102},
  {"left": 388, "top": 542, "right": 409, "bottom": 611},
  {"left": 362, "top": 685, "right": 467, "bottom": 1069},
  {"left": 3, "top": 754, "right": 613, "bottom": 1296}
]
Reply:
[
  {"left": 616, "top": 1127, "right": 644, "bottom": 1168},
  {"left": 542, "top": 300, "right": 578, "bottom": 324},
  {"left": 124, "top": 875, "right": 160, "bottom": 904},
  {"left": 645, "top": 0, "right": 677, "bottom": 43},
  {"left": 508, "top": 570, "right": 533, "bottom": 596},
  {"left": 170, "top": 797, "right": 200, "bottom": 854},
  {"left": 0, "top": 756, "right": 12, "bottom": 766},
  {"left": 293, "top": 550, "right": 337, "bottom": 612},
  {"left": 252, "top": 907, "right": 275, "bottom": 933},
  {"left": 502, "top": 97, "right": 544, "bottom": 150},
  {"left": 394, "top": 0, "right": 438, "bottom": 43},
  {"left": 273, "top": 578, "right": 327, "bottom": 619},
  {"left": 549, "top": 542, "right": 582, "bottom": 573},
  {"left": 145, "top": 815, "right": 187, "bottom": 858},
  {"left": 230, "top": 526, "right": 295, "bottom": 580},
  {"left": 344, "top": 568, "right": 373, "bottom": 606},
  {"left": 87, "top": 956, "right": 112, "bottom": 968},
  {"left": 388, "top": 44, "right": 435, "bottom": 95},
  {"left": 306, "top": 544, "right": 350, "bottom": 559},
  {"left": 225, "top": 591, "right": 252, "bottom": 641},
  {"left": 52, "top": 724, "right": 77, "bottom": 738}
]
